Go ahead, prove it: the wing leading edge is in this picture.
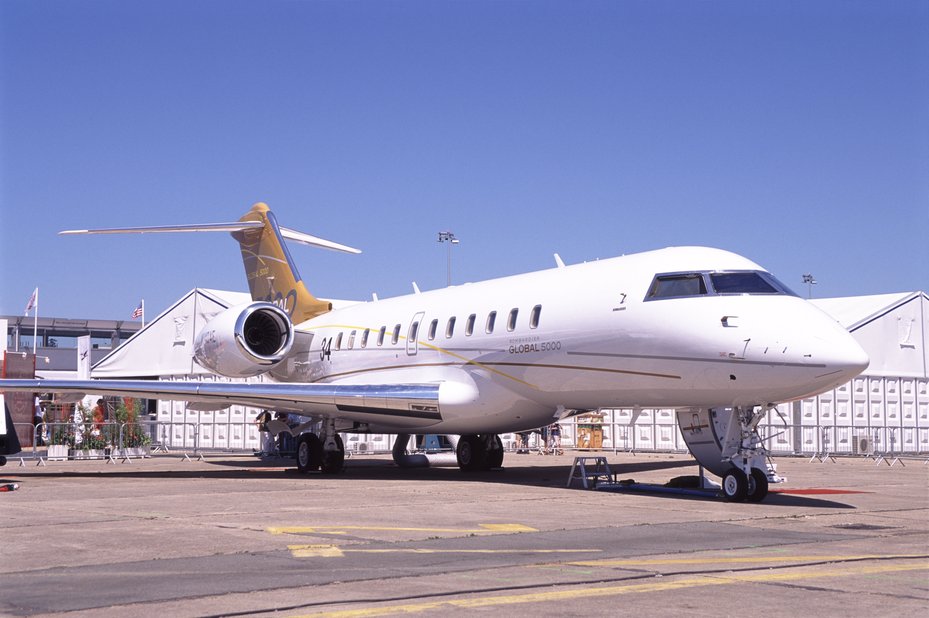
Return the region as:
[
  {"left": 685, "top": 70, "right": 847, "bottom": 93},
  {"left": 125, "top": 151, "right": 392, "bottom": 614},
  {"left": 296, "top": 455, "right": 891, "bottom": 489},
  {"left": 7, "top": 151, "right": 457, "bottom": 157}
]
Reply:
[{"left": 0, "top": 379, "right": 442, "bottom": 427}]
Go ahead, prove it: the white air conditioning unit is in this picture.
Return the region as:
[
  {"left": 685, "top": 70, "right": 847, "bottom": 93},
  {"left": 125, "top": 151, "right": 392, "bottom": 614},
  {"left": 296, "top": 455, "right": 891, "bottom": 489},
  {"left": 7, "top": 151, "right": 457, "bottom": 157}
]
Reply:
[{"left": 853, "top": 436, "right": 872, "bottom": 455}]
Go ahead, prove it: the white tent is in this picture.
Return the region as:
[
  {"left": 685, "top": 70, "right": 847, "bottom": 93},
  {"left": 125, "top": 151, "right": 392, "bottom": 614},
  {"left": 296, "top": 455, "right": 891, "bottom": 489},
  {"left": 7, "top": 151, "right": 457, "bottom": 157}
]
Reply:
[
  {"left": 812, "top": 291, "right": 928, "bottom": 378},
  {"left": 92, "top": 288, "right": 258, "bottom": 451},
  {"left": 92, "top": 288, "right": 251, "bottom": 378}
]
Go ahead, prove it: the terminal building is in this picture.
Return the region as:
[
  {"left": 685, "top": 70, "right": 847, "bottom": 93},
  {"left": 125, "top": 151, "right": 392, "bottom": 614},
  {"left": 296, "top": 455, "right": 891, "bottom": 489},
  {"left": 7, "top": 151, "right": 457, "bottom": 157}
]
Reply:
[
  {"left": 3, "top": 314, "right": 142, "bottom": 378},
  {"left": 4, "top": 289, "right": 927, "bottom": 458}
]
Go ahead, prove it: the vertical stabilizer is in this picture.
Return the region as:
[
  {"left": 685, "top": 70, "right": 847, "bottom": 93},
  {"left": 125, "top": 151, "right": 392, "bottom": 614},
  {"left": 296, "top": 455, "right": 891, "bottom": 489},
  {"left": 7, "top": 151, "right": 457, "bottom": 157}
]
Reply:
[{"left": 233, "top": 203, "right": 332, "bottom": 322}]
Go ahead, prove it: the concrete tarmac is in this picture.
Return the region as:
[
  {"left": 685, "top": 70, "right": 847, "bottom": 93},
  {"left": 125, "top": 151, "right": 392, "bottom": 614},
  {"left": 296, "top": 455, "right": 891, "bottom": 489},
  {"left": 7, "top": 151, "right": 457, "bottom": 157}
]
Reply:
[{"left": 1, "top": 450, "right": 927, "bottom": 617}]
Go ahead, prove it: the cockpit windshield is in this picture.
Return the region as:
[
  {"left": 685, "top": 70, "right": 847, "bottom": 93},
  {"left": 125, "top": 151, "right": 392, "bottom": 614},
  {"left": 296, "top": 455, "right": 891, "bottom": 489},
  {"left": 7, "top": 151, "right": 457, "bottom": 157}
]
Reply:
[
  {"left": 646, "top": 270, "right": 797, "bottom": 300},
  {"left": 647, "top": 274, "right": 707, "bottom": 299}
]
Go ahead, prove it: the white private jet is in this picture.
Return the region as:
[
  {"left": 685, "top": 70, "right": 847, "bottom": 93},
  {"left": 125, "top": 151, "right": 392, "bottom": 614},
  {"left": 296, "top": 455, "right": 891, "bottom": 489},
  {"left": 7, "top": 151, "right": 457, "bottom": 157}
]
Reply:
[{"left": 0, "top": 203, "right": 868, "bottom": 501}]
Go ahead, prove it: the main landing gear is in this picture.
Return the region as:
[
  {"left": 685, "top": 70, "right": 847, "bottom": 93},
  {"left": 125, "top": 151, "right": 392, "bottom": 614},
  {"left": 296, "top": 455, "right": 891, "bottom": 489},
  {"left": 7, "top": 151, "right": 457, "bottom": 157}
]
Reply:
[
  {"left": 456, "top": 434, "right": 504, "bottom": 471},
  {"left": 295, "top": 418, "right": 345, "bottom": 474}
]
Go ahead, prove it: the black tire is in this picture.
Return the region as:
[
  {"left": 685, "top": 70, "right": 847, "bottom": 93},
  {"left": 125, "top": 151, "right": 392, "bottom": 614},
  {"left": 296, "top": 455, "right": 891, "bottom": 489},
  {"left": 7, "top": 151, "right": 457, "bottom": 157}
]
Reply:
[
  {"left": 722, "top": 467, "right": 748, "bottom": 502},
  {"left": 0, "top": 456, "right": 6, "bottom": 467},
  {"left": 486, "top": 434, "right": 504, "bottom": 469},
  {"left": 456, "top": 435, "right": 486, "bottom": 471},
  {"left": 295, "top": 433, "right": 322, "bottom": 473},
  {"left": 321, "top": 434, "right": 345, "bottom": 474},
  {"left": 746, "top": 468, "right": 770, "bottom": 502}
]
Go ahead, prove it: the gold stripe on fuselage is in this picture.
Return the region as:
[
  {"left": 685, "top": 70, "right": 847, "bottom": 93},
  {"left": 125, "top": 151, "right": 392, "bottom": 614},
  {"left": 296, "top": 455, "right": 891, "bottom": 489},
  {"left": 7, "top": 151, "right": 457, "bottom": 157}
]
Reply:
[{"left": 300, "top": 325, "right": 682, "bottom": 387}]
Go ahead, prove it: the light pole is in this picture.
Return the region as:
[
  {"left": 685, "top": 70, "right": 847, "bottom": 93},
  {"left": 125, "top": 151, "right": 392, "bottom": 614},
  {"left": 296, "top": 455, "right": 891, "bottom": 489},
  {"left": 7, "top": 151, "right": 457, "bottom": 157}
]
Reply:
[
  {"left": 802, "top": 273, "right": 817, "bottom": 299},
  {"left": 437, "top": 231, "right": 459, "bottom": 286}
]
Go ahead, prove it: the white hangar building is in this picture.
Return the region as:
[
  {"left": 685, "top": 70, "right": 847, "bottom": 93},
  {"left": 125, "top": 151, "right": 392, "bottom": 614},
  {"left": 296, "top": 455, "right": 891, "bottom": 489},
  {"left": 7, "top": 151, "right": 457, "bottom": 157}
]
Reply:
[{"left": 91, "top": 288, "right": 929, "bottom": 456}]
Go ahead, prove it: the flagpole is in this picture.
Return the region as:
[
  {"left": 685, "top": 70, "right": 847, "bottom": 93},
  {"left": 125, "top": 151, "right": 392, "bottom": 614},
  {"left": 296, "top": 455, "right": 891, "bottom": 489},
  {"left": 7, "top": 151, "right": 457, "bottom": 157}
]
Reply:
[
  {"left": 141, "top": 298, "right": 145, "bottom": 328},
  {"left": 33, "top": 287, "right": 38, "bottom": 354}
]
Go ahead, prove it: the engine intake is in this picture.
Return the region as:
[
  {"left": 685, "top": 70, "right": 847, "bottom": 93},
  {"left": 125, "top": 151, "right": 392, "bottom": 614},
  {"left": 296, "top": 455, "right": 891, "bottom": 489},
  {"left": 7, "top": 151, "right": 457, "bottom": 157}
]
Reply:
[{"left": 194, "top": 302, "right": 295, "bottom": 378}]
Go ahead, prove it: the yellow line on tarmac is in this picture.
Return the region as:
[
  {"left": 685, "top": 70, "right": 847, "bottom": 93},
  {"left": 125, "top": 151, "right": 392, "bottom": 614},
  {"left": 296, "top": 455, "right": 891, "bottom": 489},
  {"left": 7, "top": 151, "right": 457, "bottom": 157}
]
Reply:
[
  {"left": 267, "top": 523, "right": 537, "bottom": 536},
  {"left": 563, "top": 554, "right": 922, "bottom": 567},
  {"left": 296, "top": 562, "right": 929, "bottom": 617},
  {"left": 289, "top": 545, "right": 603, "bottom": 558}
]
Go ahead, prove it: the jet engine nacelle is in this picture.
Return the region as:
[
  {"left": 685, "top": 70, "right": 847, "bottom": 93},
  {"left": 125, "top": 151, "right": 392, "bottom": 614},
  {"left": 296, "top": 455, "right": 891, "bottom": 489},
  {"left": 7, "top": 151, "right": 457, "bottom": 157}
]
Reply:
[{"left": 193, "top": 302, "right": 295, "bottom": 378}]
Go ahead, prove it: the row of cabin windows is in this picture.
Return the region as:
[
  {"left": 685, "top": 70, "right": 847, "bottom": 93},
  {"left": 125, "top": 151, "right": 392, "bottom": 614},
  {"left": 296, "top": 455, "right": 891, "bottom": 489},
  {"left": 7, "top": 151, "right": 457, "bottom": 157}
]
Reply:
[
  {"left": 423, "top": 304, "right": 542, "bottom": 342},
  {"left": 329, "top": 305, "right": 542, "bottom": 351}
]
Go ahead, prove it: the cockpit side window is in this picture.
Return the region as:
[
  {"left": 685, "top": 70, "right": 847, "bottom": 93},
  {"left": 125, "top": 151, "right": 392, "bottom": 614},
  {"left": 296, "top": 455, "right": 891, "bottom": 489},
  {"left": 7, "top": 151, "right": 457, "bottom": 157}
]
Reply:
[
  {"left": 710, "top": 272, "right": 777, "bottom": 295},
  {"left": 647, "top": 274, "right": 707, "bottom": 299},
  {"left": 710, "top": 271, "right": 798, "bottom": 296}
]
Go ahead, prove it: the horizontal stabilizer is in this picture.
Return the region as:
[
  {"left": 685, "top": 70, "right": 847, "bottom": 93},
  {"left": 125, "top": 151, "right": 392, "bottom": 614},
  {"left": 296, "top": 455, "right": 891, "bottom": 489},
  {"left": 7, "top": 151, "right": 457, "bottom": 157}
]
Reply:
[
  {"left": 60, "top": 221, "right": 361, "bottom": 254},
  {"left": 279, "top": 227, "right": 361, "bottom": 254},
  {"left": 59, "top": 221, "right": 264, "bottom": 235}
]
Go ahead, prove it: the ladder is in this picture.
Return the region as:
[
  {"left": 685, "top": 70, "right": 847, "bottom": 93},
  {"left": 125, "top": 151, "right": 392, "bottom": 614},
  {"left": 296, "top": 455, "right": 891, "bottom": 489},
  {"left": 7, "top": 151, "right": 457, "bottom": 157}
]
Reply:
[{"left": 567, "top": 456, "right": 615, "bottom": 489}]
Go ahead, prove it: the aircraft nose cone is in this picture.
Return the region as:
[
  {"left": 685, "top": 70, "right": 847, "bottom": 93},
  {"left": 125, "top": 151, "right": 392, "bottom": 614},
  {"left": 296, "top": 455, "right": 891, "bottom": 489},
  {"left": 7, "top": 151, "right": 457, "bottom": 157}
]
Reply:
[
  {"left": 815, "top": 326, "right": 869, "bottom": 384},
  {"left": 834, "top": 336, "right": 870, "bottom": 379}
]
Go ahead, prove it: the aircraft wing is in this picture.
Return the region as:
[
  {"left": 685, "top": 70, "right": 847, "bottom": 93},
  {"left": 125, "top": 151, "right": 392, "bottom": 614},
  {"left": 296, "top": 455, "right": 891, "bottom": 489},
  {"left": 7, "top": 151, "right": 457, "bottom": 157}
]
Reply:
[{"left": 0, "top": 379, "right": 442, "bottom": 428}]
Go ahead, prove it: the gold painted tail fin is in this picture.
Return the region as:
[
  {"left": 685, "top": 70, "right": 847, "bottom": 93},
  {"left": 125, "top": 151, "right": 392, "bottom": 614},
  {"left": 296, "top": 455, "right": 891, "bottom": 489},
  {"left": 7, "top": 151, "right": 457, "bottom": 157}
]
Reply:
[{"left": 234, "top": 203, "right": 333, "bottom": 322}]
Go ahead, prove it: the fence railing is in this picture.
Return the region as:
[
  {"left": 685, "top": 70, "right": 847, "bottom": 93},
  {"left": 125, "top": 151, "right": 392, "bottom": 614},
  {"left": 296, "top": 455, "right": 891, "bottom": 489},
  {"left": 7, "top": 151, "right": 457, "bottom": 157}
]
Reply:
[{"left": 6, "top": 418, "right": 928, "bottom": 465}]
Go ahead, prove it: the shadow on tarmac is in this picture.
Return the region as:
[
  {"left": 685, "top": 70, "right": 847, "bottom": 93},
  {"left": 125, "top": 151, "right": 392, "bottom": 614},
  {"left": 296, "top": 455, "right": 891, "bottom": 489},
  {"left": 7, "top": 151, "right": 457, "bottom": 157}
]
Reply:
[{"left": 5, "top": 454, "right": 855, "bottom": 508}]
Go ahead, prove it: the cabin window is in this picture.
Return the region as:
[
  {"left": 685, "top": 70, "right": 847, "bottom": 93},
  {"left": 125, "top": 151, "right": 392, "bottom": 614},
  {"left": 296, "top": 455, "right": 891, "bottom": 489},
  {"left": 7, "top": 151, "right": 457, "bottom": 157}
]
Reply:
[
  {"left": 409, "top": 320, "right": 419, "bottom": 343},
  {"left": 377, "top": 326, "right": 386, "bottom": 346},
  {"left": 647, "top": 273, "right": 707, "bottom": 299},
  {"left": 507, "top": 308, "right": 518, "bottom": 332},
  {"left": 446, "top": 316, "right": 456, "bottom": 338},
  {"left": 361, "top": 328, "right": 370, "bottom": 348},
  {"left": 529, "top": 305, "right": 542, "bottom": 329},
  {"left": 428, "top": 319, "right": 438, "bottom": 340},
  {"left": 334, "top": 332, "right": 343, "bottom": 351},
  {"left": 466, "top": 314, "right": 476, "bottom": 336},
  {"left": 347, "top": 330, "right": 356, "bottom": 349},
  {"left": 485, "top": 311, "right": 497, "bottom": 334},
  {"left": 391, "top": 324, "right": 401, "bottom": 345}
]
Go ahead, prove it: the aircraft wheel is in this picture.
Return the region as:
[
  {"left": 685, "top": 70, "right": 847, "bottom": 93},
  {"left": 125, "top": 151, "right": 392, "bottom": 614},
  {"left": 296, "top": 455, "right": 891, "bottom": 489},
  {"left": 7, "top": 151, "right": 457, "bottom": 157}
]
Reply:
[
  {"left": 746, "top": 468, "right": 770, "bottom": 502},
  {"left": 0, "top": 456, "right": 6, "bottom": 467},
  {"left": 321, "top": 434, "right": 345, "bottom": 474},
  {"left": 722, "top": 467, "right": 748, "bottom": 502},
  {"left": 457, "top": 434, "right": 486, "bottom": 471},
  {"left": 295, "top": 433, "right": 322, "bottom": 473},
  {"left": 486, "top": 434, "right": 504, "bottom": 469}
]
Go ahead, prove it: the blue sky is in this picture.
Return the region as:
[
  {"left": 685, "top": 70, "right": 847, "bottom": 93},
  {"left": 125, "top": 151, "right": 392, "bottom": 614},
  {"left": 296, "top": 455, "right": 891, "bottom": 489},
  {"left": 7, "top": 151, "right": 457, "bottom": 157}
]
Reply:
[{"left": 1, "top": 0, "right": 927, "bottom": 320}]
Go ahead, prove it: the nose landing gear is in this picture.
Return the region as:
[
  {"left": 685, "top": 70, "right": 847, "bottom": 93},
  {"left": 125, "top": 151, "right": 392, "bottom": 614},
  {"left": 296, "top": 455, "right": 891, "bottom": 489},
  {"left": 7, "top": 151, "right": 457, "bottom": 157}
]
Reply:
[{"left": 677, "top": 406, "right": 783, "bottom": 502}]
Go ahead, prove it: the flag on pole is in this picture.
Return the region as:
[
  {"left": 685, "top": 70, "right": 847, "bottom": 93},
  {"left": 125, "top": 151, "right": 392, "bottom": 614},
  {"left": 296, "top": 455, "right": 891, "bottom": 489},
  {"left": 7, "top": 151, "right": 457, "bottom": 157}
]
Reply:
[
  {"left": 131, "top": 300, "right": 144, "bottom": 319},
  {"left": 24, "top": 287, "right": 38, "bottom": 316}
]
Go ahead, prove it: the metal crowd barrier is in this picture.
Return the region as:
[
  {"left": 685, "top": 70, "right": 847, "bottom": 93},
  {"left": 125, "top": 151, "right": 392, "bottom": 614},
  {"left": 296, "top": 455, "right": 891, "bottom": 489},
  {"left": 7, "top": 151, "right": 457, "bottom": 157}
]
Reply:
[{"left": 5, "top": 418, "right": 928, "bottom": 467}]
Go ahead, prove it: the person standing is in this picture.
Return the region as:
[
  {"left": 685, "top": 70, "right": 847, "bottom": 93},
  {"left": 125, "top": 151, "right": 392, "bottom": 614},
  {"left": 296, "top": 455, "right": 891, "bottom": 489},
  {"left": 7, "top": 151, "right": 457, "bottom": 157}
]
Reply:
[
  {"left": 549, "top": 423, "right": 562, "bottom": 455},
  {"left": 33, "top": 396, "right": 45, "bottom": 446},
  {"left": 516, "top": 431, "right": 531, "bottom": 454}
]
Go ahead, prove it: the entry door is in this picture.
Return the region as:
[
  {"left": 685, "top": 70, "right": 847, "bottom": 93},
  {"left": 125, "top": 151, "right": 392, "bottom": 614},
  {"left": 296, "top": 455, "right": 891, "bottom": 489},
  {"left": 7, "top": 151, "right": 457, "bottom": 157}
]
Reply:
[{"left": 406, "top": 312, "right": 425, "bottom": 356}]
